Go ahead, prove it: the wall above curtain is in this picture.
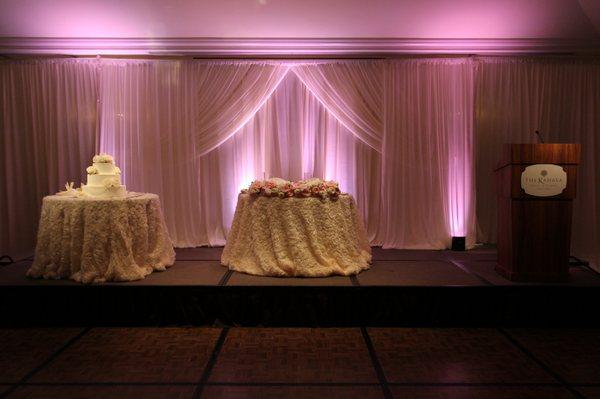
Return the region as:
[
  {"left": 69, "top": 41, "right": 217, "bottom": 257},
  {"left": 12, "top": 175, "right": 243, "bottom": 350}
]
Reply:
[
  {"left": 1, "top": 0, "right": 599, "bottom": 56},
  {"left": 1, "top": 0, "right": 599, "bottom": 41}
]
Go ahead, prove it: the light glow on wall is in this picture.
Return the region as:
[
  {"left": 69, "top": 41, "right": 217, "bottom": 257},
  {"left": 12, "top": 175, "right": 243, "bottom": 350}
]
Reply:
[
  {"left": 1, "top": 0, "right": 597, "bottom": 40},
  {"left": 447, "top": 155, "right": 469, "bottom": 237}
]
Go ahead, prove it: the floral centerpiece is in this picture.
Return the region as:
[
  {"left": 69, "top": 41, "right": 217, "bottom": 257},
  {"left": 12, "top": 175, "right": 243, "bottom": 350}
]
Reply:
[{"left": 241, "top": 177, "right": 341, "bottom": 200}]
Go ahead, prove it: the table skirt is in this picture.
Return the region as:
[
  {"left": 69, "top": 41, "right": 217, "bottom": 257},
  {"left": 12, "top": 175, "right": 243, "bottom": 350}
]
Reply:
[
  {"left": 27, "top": 193, "right": 175, "bottom": 283},
  {"left": 221, "top": 194, "right": 371, "bottom": 277}
]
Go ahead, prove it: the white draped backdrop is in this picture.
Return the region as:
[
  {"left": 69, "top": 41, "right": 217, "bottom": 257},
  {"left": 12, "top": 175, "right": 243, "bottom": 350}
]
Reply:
[
  {"left": 475, "top": 58, "right": 600, "bottom": 271},
  {"left": 1, "top": 57, "right": 599, "bottom": 271}
]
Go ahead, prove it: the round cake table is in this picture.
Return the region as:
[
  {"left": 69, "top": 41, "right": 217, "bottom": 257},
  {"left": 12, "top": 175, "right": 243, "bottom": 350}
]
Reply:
[
  {"left": 221, "top": 193, "right": 371, "bottom": 277},
  {"left": 27, "top": 193, "right": 175, "bottom": 283}
]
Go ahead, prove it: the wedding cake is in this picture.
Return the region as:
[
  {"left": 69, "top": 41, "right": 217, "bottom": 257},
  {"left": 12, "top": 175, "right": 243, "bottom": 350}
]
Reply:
[{"left": 81, "top": 154, "right": 126, "bottom": 198}]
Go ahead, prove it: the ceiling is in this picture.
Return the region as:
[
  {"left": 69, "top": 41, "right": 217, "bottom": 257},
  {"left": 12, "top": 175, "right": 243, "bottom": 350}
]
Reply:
[{"left": 0, "top": 0, "right": 599, "bottom": 55}]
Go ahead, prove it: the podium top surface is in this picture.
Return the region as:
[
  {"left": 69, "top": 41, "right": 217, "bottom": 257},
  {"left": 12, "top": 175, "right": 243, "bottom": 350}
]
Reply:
[{"left": 496, "top": 143, "right": 580, "bottom": 169}]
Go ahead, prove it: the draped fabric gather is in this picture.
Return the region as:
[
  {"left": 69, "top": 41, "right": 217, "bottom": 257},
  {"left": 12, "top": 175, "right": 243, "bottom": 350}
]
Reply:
[
  {"left": 97, "top": 61, "right": 383, "bottom": 247},
  {"left": 1, "top": 57, "right": 599, "bottom": 271}
]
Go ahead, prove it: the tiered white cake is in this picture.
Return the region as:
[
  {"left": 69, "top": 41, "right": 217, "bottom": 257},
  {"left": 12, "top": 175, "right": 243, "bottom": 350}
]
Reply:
[{"left": 81, "top": 154, "right": 126, "bottom": 198}]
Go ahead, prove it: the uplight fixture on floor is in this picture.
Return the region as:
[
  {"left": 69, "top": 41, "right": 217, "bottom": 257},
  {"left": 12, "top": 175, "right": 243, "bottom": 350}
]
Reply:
[{"left": 451, "top": 236, "right": 466, "bottom": 251}]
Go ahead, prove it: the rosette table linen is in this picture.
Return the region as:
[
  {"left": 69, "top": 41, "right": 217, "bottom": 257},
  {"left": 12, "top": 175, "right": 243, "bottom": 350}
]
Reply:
[
  {"left": 27, "top": 194, "right": 175, "bottom": 283},
  {"left": 221, "top": 193, "right": 371, "bottom": 277}
]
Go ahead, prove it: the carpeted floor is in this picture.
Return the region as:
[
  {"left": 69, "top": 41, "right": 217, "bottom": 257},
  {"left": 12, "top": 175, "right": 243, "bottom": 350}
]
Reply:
[{"left": 0, "top": 326, "right": 599, "bottom": 398}]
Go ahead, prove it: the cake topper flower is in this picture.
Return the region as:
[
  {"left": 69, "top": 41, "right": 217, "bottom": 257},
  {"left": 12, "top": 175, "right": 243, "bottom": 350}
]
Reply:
[
  {"left": 86, "top": 166, "right": 98, "bottom": 175},
  {"left": 93, "top": 153, "right": 114, "bottom": 163}
]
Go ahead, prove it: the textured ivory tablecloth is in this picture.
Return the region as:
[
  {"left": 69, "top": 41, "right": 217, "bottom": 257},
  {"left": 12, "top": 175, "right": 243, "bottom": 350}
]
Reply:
[
  {"left": 221, "top": 193, "right": 371, "bottom": 277},
  {"left": 27, "top": 193, "right": 175, "bottom": 283}
]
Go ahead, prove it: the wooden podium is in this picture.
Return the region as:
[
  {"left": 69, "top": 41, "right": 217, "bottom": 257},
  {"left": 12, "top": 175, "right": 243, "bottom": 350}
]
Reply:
[{"left": 495, "top": 144, "right": 580, "bottom": 282}]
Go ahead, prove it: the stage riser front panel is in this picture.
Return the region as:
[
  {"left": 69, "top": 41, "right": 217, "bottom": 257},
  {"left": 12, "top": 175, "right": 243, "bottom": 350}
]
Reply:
[{"left": 2, "top": 286, "right": 598, "bottom": 327}]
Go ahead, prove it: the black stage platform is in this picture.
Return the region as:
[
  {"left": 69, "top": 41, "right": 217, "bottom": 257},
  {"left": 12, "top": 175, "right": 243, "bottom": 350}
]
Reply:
[{"left": 1, "top": 246, "right": 599, "bottom": 327}]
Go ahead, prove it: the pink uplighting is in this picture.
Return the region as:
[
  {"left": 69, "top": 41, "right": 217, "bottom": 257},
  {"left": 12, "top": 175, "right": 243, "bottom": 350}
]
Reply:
[{"left": 447, "top": 155, "right": 471, "bottom": 238}]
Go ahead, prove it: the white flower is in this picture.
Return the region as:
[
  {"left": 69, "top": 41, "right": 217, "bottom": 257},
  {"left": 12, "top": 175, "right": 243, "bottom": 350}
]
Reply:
[
  {"left": 304, "top": 177, "right": 323, "bottom": 187},
  {"left": 103, "top": 177, "right": 120, "bottom": 189},
  {"left": 92, "top": 153, "right": 114, "bottom": 163},
  {"left": 267, "top": 177, "right": 290, "bottom": 187},
  {"left": 86, "top": 166, "right": 98, "bottom": 174}
]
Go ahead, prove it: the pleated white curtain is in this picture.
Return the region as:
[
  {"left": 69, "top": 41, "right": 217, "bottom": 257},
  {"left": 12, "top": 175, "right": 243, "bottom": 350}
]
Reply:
[
  {"left": 8, "top": 56, "right": 597, "bottom": 267},
  {"left": 217, "top": 73, "right": 382, "bottom": 241},
  {"left": 476, "top": 58, "right": 600, "bottom": 271},
  {"left": 98, "top": 61, "right": 381, "bottom": 246},
  {"left": 381, "top": 59, "right": 476, "bottom": 249},
  {"left": 99, "top": 60, "right": 222, "bottom": 246},
  {"left": 292, "top": 62, "right": 383, "bottom": 151},
  {"left": 0, "top": 59, "right": 99, "bottom": 259},
  {"left": 1, "top": 57, "right": 478, "bottom": 256},
  {"left": 99, "top": 60, "right": 288, "bottom": 246}
]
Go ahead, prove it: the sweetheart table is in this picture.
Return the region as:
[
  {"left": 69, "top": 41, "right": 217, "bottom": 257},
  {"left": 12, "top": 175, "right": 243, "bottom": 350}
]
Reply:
[
  {"left": 27, "top": 193, "right": 175, "bottom": 283},
  {"left": 221, "top": 193, "right": 371, "bottom": 277}
]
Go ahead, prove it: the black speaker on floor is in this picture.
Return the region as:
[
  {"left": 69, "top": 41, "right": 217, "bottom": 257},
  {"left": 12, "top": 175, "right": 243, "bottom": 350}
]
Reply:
[{"left": 451, "top": 236, "right": 465, "bottom": 251}]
